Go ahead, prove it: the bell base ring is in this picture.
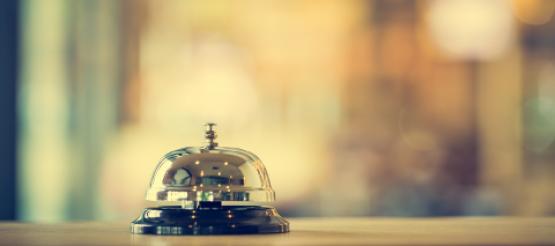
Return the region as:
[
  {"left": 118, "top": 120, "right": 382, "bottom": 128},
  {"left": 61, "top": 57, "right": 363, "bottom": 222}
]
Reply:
[{"left": 130, "top": 205, "right": 289, "bottom": 235}]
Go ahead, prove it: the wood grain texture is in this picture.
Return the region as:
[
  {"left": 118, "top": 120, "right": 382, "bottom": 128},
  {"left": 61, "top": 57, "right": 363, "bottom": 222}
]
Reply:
[{"left": 0, "top": 217, "right": 554, "bottom": 245}]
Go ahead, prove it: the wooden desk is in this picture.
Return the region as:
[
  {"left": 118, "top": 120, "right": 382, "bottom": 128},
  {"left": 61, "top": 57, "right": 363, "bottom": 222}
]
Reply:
[{"left": 1, "top": 217, "right": 554, "bottom": 245}]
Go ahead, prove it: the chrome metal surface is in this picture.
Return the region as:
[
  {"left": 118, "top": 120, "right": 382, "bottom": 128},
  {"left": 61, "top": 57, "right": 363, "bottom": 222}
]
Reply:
[
  {"left": 131, "top": 205, "right": 289, "bottom": 235},
  {"left": 145, "top": 125, "right": 275, "bottom": 202},
  {"left": 204, "top": 123, "right": 218, "bottom": 150}
]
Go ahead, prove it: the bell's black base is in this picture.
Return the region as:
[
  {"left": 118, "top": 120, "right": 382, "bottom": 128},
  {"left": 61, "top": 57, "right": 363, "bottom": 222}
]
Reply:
[{"left": 130, "top": 205, "right": 289, "bottom": 235}]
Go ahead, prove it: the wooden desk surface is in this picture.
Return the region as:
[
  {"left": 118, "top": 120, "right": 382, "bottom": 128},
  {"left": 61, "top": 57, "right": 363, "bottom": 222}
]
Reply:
[{"left": 0, "top": 217, "right": 554, "bottom": 245}]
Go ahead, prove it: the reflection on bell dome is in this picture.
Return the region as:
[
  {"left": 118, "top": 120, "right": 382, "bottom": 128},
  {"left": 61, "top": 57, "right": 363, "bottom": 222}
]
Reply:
[{"left": 146, "top": 146, "right": 275, "bottom": 202}]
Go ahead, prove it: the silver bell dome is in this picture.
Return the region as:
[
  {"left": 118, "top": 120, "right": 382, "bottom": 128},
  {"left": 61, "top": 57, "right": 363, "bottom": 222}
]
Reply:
[{"left": 146, "top": 123, "right": 275, "bottom": 203}]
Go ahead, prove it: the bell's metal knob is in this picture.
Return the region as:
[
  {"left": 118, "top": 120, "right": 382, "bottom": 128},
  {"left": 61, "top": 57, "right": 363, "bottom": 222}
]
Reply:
[{"left": 204, "top": 122, "right": 218, "bottom": 150}]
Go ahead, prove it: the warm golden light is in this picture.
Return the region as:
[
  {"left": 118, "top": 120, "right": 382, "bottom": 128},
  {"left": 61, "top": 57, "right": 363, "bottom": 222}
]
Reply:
[
  {"left": 18, "top": 0, "right": 555, "bottom": 222},
  {"left": 512, "top": 0, "right": 555, "bottom": 25},
  {"left": 427, "top": 0, "right": 514, "bottom": 60}
]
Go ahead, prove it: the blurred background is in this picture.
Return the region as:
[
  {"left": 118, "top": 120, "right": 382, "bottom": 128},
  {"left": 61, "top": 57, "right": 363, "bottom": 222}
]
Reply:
[{"left": 1, "top": 0, "right": 555, "bottom": 222}]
